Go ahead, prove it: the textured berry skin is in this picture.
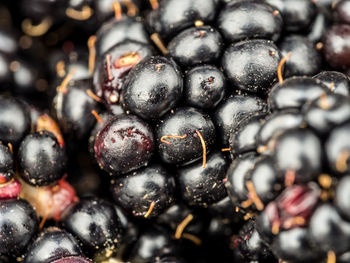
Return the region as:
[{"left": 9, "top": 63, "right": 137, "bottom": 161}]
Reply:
[
  {"left": 265, "top": 0, "right": 317, "bottom": 32},
  {"left": 271, "top": 227, "right": 323, "bottom": 262},
  {"left": 309, "top": 204, "right": 350, "bottom": 255},
  {"left": 303, "top": 93, "right": 350, "bottom": 136},
  {"left": 184, "top": 65, "right": 226, "bottom": 110},
  {"left": 93, "top": 40, "right": 154, "bottom": 105},
  {"left": 55, "top": 78, "right": 98, "bottom": 140},
  {"left": 268, "top": 77, "right": 330, "bottom": 111},
  {"left": 94, "top": 114, "right": 154, "bottom": 175},
  {"left": 0, "top": 199, "right": 38, "bottom": 256},
  {"left": 279, "top": 35, "right": 322, "bottom": 77},
  {"left": 225, "top": 152, "right": 259, "bottom": 206},
  {"left": 95, "top": 17, "right": 149, "bottom": 56},
  {"left": 314, "top": 71, "right": 350, "bottom": 96},
  {"left": 217, "top": 1, "right": 283, "bottom": 43},
  {"left": 111, "top": 164, "right": 176, "bottom": 218},
  {"left": 272, "top": 128, "right": 323, "bottom": 183},
  {"left": 178, "top": 151, "right": 229, "bottom": 207},
  {"left": 24, "top": 227, "right": 82, "bottom": 263},
  {"left": 156, "top": 107, "right": 216, "bottom": 165},
  {"left": 0, "top": 96, "right": 31, "bottom": 146},
  {"left": 334, "top": 0, "right": 350, "bottom": 25},
  {"left": 325, "top": 121, "right": 350, "bottom": 174},
  {"left": 128, "top": 227, "right": 178, "bottom": 263},
  {"left": 167, "top": 26, "right": 224, "bottom": 67},
  {"left": 324, "top": 24, "right": 350, "bottom": 70},
  {"left": 146, "top": 0, "right": 218, "bottom": 40},
  {"left": 222, "top": 39, "right": 281, "bottom": 94},
  {"left": 62, "top": 197, "right": 124, "bottom": 252},
  {"left": 0, "top": 144, "right": 14, "bottom": 184},
  {"left": 229, "top": 113, "right": 267, "bottom": 157},
  {"left": 121, "top": 56, "right": 183, "bottom": 120},
  {"left": 245, "top": 155, "right": 281, "bottom": 205},
  {"left": 18, "top": 131, "right": 67, "bottom": 186},
  {"left": 50, "top": 257, "right": 94, "bottom": 263},
  {"left": 256, "top": 109, "right": 303, "bottom": 155},
  {"left": 213, "top": 94, "right": 267, "bottom": 146},
  {"left": 335, "top": 176, "right": 350, "bottom": 221}
]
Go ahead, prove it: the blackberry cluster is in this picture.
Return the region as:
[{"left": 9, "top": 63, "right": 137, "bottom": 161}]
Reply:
[{"left": 0, "top": 0, "right": 350, "bottom": 262}]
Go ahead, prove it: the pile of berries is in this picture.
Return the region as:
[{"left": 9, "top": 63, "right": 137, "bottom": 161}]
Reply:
[{"left": 1, "top": 0, "right": 350, "bottom": 262}]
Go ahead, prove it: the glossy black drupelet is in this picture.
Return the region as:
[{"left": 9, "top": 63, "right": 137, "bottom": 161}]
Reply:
[
  {"left": 94, "top": 114, "right": 154, "bottom": 175},
  {"left": 156, "top": 107, "right": 216, "bottom": 165},
  {"left": 309, "top": 204, "right": 350, "bottom": 255},
  {"left": 335, "top": 175, "right": 350, "bottom": 221},
  {"left": 256, "top": 109, "right": 303, "bottom": 155},
  {"left": 325, "top": 121, "right": 350, "bottom": 174},
  {"left": 245, "top": 155, "right": 282, "bottom": 205},
  {"left": 128, "top": 227, "right": 178, "bottom": 263},
  {"left": 184, "top": 65, "right": 226, "bottom": 110},
  {"left": 265, "top": 0, "right": 317, "bottom": 32},
  {"left": 271, "top": 227, "right": 323, "bottom": 263},
  {"left": 213, "top": 94, "right": 267, "bottom": 146},
  {"left": 93, "top": 40, "right": 154, "bottom": 105},
  {"left": 146, "top": 0, "right": 218, "bottom": 40},
  {"left": 177, "top": 151, "right": 229, "bottom": 207},
  {"left": 221, "top": 39, "right": 281, "bottom": 94},
  {"left": 121, "top": 56, "right": 183, "bottom": 121},
  {"left": 0, "top": 96, "right": 31, "bottom": 146},
  {"left": 167, "top": 26, "right": 224, "bottom": 68},
  {"left": 111, "top": 164, "right": 176, "bottom": 218},
  {"left": 279, "top": 35, "right": 322, "bottom": 77},
  {"left": 55, "top": 78, "right": 99, "bottom": 140},
  {"left": 303, "top": 93, "right": 350, "bottom": 136},
  {"left": 272, "top": 128, "right": 323, "bottom": 183},
  {"left": 229, "top": 113, "right": 267, "bottom": 157},
  {"left": 217, "top": 1, "right": 283, "bottom": 43},
  {"left": 0, "top": 144, "right": 14, "bottom": 184},
  {"left": 24, "top": 227, "right": 82, "bottom": 263},
  {"left": 268, "top": 77, "right": 330, "bottom": 111},
  {"left": 62, "top": 197, "right": 124, "bottom": 252},
  {"left": 18, "top": 131, "right": 67, "bottom": 186},
  {"left": 323, "top": 24, "right": 350, "bottom": 71},
  {"left": 225, "top": 152, "right": 259, "bottom": 206},
  {"left": 0, "top": 199, "right": 38, "bottom": 256},
  {"left": 313, "top": 71, "right": 350, "bottom": 96},
  {"left": 95, "top": 17, "right": 150, "bottom": 56}
]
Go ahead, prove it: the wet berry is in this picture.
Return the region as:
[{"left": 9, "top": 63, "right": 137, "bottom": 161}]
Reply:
[
  {"left": 18, "top": 131, "right": 67, "bottom": 186},
  {"left": 156, "top": 107, "right": 216, "bottom": 165},
  {"left": 217, "top": 1, "right": 283, "bottom": 43},
  {"left": 178, "top": 151, "right": 229, "bottom": 207},
  {"left": 111, "top": 164, "right": 176, "bottom": 218},
  {"left": 0, "top": 199, "right": 38, "bottom": 256},
  {"left": 24, "top": 227, "right": 82, "bottom": 263},
  {"left": 94, "top": 114, "right": 154, "bottom": 175},
  {"left": 167, "top": 26, "right": 223, "bottom": 68},
  {"left": 121, "top": 56, "right": 183, "bottom": 120},
  {"left": 222, "top": 39, "right": 281, "bottom": 94},
  {"left": 184, "top": 65, "right": 226, "bottom": 110}
]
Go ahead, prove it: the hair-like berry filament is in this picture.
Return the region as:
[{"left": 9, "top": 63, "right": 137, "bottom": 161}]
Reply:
[
  {"left": 144, "top": 201, "right": 156, "bottom": 218},
  {"left": 160, "top": 134, "right": 187, "bottom": 145},
  {"left": 196, "top": 130, "right": 206, "bottom": 168},
  {"left": 175, "top": 214, "right": 194, "bottom": 239},
  {"left": 277, "top": 52, "right": 292, "bottom": 84}
]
